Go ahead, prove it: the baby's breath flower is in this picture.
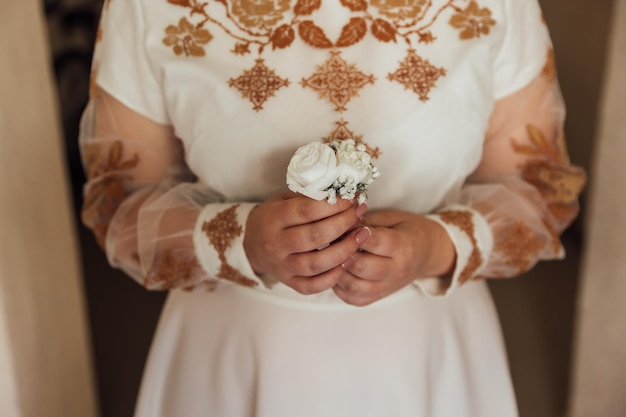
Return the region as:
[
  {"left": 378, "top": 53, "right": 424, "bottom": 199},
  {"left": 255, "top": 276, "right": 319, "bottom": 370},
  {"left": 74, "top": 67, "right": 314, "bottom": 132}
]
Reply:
[{"left": 286, "top": 138, "right": 381, "bottom": 204}]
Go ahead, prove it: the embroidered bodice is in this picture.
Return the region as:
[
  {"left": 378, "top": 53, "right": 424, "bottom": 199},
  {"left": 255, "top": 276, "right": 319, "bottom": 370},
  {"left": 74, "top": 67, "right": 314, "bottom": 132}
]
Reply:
[{"left": 80, "top": 0, "right": 585, "bottom": 296}]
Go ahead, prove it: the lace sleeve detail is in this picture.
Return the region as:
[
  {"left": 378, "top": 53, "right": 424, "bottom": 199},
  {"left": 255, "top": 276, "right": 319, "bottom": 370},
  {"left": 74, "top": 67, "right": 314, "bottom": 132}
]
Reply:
[
  {"left": 422, "top": 53, "right": 585, "bottom": 296},
  {"left": 465, "top": 62, "right": 586, "bottom": 278},
  {"left": 80, "top": 89, "right": 263, "bottom": 290}
]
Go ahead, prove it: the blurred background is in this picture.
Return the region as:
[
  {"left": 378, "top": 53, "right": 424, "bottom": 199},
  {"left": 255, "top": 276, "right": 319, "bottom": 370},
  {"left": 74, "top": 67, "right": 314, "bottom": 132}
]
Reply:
[{"left": 0, "top": 0, "right": 624, "bottom": 416}]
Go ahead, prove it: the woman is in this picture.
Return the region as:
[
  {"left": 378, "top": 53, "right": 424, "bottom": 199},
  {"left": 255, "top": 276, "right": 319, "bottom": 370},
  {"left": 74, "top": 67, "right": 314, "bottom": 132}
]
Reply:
[{"left": 81, "top": 0, "right": 585, "bottom": 415}]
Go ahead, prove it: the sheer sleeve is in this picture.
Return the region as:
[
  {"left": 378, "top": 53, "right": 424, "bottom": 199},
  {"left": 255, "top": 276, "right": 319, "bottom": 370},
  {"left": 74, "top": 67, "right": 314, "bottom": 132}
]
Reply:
[
  {"left": 80, "top": 89, "right": 264, "bottom": 290},
  {"left": 420, "top": 59, "right": 586, "bottom": 296},
  {"left": 80, "top": 0, "right": 264, "bottom": 291}
]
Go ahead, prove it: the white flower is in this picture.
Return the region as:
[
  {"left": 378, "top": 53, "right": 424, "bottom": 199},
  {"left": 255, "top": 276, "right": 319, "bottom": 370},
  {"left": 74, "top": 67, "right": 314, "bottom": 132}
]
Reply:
[
  {"left": 286, "top": 142, "right": 339, "bottom": 200},
  {"left": 286, "top": 139, "right": 380, "bottom": 204}
]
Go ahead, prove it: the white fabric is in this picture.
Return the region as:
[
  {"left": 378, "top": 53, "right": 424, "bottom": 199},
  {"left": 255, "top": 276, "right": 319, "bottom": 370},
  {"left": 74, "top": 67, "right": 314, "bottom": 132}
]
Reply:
[{"left": 136, "top": 282, "right": 516, "bottom": 417}]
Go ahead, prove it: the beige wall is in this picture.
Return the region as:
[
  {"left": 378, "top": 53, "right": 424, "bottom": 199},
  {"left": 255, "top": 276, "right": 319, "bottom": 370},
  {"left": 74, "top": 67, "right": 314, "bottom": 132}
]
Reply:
[
  {"left": 0, "top": 1, "right": 97, "bottom": 416},
  {"left": 569, "top": 0, "right": 626, "bottom": 415}
]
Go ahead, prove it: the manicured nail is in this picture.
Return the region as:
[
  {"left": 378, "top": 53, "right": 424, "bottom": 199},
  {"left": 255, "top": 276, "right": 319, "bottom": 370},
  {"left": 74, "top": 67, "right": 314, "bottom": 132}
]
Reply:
[
  {"left": 355, "top": 203, "right": 368, "bottom": 218},
  {"left": 341, "top": 255, "right": 354, "bottom": 270},
  {"left": 355, "top": 227, "right": 371, "bottom": 245}
]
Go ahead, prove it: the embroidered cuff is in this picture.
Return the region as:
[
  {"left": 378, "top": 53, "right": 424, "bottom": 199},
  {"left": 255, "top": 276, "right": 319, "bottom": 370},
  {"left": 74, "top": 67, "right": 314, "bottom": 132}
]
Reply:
[
  {"left": 416, "top": 205, "right": 494, "bottom": 297},
  {"left": 193, "top": 202, "right": 263, "bottom": 288}
]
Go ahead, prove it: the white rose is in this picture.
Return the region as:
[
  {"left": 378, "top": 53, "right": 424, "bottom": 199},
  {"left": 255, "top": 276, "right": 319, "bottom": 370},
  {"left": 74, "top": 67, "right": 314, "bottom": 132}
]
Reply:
[{"left": 286, "top": 142, "right": 339, "bottom": 201}]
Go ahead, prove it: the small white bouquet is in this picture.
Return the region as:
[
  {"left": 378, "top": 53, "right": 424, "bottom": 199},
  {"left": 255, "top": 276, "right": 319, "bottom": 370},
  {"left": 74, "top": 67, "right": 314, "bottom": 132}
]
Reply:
[{"left": 286, "top": 139, "right": 380, "bottom": 205}]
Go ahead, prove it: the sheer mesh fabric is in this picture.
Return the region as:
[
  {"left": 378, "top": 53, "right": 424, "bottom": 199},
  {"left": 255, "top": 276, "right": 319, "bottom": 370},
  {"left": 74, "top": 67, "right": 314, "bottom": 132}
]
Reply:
[
  {"left": 461, "top": 64, "right": 586, "bottom": 278},
  {"left": 80, "top": 89, "right": 222, "bottom": 290}
]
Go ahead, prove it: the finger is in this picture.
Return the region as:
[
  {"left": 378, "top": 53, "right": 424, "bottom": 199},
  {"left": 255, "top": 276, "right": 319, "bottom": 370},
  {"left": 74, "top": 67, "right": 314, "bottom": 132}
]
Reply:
[
  {"left": 361, "top": 210, "right": 407, "bottom": 227},
  {"left": 332, "top": 283, "right": 382, "bottom": 307},
  {"left": 355, "top": 226, "right": 401, "bottom": 257},
  {"left": 286, "top": 228, "right": 367, "bottom": 276},
  {"left": 282, "top": 207, "right": 367, "bottom": 253},
  {"left": 286, "top": 265, "right": 345, "bottom": 295},
  {"left": 279, "top": 195, "right": 356, "bottom": 228},
  {"left": 341, "top": 250, "right": 391, "bottom": 281}
]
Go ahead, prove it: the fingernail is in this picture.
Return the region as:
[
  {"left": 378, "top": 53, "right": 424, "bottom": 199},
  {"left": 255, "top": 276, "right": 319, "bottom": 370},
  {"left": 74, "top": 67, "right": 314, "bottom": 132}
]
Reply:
[
  {"left": 355, "top": 203, "right": 368, "bottom": 218},
  {"left": 341, "top": 255, "right": 354, "bottom": 270},
  {"left": 355, "top": 227, "right": 371, "bottom": 245}
]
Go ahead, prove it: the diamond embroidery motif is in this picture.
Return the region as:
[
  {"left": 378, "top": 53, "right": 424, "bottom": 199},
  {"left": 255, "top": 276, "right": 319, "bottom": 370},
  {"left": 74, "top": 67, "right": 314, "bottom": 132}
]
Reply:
[
  {"left": 229, "top": 59, "right": 290, "bottom": 111},
  {"left": 324, "top": 119, "right": 381, "bottom": 159},
  {"left": 301, "top": 51, "right": 375, "bottom": 112},
  {"left": 202, "top": 204, "right": 258, "bottom": 288},
  {"left": 387, "top": 49, "right": 446, "bottom": 102}
]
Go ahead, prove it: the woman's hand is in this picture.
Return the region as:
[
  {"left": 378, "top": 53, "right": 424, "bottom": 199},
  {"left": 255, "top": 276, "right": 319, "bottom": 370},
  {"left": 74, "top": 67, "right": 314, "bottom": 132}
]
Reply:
[
  {"left": 334, "top": 210, "right": 456, "bottom": 306},
  {"left": 244, "top": 191, "right": 369, "bottom": 295}
]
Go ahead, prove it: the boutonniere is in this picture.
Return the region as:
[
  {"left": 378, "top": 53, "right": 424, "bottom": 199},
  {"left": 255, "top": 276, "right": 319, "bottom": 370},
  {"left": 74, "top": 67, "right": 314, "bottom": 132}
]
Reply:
[{"left": 286, "top": 139, "right": 380, "bottom": 204}]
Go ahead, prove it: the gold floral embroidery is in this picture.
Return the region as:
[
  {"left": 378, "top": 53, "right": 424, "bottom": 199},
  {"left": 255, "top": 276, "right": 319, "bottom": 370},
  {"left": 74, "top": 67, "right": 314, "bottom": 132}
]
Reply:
[
  {"left": 301, "top": 51, "right": 375, "bottom": 112},
  {"left": 494, "top": 221, "right": 548, "bottom": 275},
  {"left": 144, "top": 250, "right": 202, "bottom": 289},
  {"left": 163, "top": 17, "right": 213, "bottom": 57},
  {"left": 229, "top": 59, "right": 290, "bottom": 111},
  {"left": 438, "top": 210, "right": 483, "bottom": 284},
  {"left": 512, "top": 125, "right": 586, "bottom": 228},
  {"left": 387, "top": 49, "right": 446, "bottom": 101},
  {"left": 542, "top": 48, "right": 557, "bottom": 82},
  {"left": 81, "top": 141, "right": 140, "bottom": 248},
  {"left": 202, "top": 205, "right": 259, "bottom": 287},
  {"left": 448, "top": 1, "right": 496, "bottom": 40},
  {"left": 371, "top": 0, "right": 427, "bottom": 19},
  {"left": 231, "top": 0, "right": 291, "bottom": 29},
  {"left": 323, "top": 119, "right": 381, "bottom": 158},
  {"left": 161, "top": 0, "right": 496, "bottom": 109},
  {"left": 96, "top": 23, "right": 103, "bottom": 43},
  {"left": 89, "top": 67, "right": 99, "bottom": 99}
]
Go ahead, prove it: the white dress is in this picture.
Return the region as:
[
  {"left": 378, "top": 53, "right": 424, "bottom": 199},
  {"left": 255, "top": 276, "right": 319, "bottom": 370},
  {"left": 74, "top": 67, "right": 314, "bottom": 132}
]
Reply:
[{"left": 80, "top": 0, "right": 585, "bottom": 415}]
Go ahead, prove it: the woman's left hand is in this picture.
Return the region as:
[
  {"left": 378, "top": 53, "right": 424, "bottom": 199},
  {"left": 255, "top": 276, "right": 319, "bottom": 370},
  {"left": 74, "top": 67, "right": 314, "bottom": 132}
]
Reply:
[{"left": 334, "top": 209, "right": 456, "bottom": 306}]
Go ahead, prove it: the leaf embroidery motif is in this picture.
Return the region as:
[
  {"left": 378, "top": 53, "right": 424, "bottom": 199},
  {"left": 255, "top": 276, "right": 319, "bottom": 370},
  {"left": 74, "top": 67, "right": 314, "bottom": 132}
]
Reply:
[
  {"left": 294, "top": 0, "right": 322, "bottom": 15},
  {"left": 271, "top": 24, "right": 296, "bottom": 49},
  {"left": 371, "top": 19, "right": 397, "bottom": 43},
  {"left": 511, "top": 125, "right": 586, "bottom": 231},
  {"left": 336, "top": 17, "right": 368, "bottom": 48},
  {"left": 298, "top": 20, "right": 334, "bottom": 49},
  {"left": 340, "top": 0, "right": 367, "bottom": 12}
]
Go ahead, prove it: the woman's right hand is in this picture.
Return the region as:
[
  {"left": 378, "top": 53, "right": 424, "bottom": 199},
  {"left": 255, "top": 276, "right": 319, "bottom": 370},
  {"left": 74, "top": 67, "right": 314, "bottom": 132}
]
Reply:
[{"left": 243, "top": 191, "right": 370, "bottom": 294}]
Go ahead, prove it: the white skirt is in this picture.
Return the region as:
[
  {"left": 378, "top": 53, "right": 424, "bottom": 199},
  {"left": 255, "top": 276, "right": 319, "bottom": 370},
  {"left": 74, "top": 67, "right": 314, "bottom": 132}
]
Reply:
[{"left": 134, "top": 281, "right": 518, "bottom": 417}]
